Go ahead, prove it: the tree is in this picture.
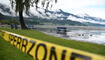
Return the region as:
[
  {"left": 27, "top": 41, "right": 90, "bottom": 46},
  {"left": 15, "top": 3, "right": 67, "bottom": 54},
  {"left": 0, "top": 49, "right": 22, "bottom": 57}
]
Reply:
[{"left": 9, "top": 0, "right": 57, "bottom": 29}]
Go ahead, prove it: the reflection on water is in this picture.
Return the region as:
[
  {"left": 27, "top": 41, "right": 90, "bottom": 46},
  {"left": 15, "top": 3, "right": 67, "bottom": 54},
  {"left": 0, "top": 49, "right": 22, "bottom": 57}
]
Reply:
[
  {"left": 36, "top": 27, "right": 105, "bottom": 45},
  {"left": 67, "top": 30, "right": 105, "bottom": 45}
]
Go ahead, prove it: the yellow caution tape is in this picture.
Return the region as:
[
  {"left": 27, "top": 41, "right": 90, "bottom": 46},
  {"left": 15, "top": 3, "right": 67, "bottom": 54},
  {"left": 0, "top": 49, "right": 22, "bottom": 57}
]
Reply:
[{"left": 0, "top": 30, "right": 105, "bottom": 60}]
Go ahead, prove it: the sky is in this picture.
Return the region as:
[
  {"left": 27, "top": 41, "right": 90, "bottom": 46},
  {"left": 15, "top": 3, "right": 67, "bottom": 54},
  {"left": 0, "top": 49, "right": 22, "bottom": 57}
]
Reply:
[
  {"left": 0, "top": 0, "right": 105, "bottom": 19},
  {"left": 52, "top": 0, "right": 105, "bottom": 19}
]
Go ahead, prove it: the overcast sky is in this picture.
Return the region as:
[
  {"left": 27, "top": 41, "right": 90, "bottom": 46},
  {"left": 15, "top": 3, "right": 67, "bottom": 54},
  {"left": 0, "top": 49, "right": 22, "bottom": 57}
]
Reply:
[
  {"left": 0, "top": 0, "right": 105, "bottom": 19},
  {"left": 52, "top": 0, "right": 105, "bottom": 19}
]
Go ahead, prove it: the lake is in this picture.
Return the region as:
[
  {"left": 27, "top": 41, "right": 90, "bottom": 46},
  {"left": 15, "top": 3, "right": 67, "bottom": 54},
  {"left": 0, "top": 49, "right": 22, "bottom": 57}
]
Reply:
[
  {"left": 35, "top": 25, "right": 105, "bottom": 45},
  {"left": 67, "top": 30, "right": 105, "bottom": 45}
]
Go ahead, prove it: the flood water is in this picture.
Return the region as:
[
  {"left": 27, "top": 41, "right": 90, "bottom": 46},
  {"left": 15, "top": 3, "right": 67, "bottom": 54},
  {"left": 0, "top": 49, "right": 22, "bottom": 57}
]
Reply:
[
  {"left": 67, "top": 30, "right": 105, "bottom": 45},
  {"left": 35, "top": 26, "right": 105, "bottom": 45}
]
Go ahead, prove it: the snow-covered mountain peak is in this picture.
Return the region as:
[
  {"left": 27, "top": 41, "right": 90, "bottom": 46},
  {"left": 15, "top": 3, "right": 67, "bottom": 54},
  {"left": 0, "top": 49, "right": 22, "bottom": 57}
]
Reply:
[{"left": 1, "top": 1, "right": 105, "bottom": 26}]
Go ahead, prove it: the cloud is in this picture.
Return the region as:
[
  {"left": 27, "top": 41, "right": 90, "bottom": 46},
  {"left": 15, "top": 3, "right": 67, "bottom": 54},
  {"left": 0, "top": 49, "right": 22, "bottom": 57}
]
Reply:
[
  {"left": 52, "top": 0, "right": 105, "bottom": 19},
  {"left": 54, "top": 0, "right": 105, "bottom": 8},
  {"left": 0, "top": 0, "right": 105, "bottom": 19},
  {"left": 0, "top": 0, "right": 10, "bottom": 5}
]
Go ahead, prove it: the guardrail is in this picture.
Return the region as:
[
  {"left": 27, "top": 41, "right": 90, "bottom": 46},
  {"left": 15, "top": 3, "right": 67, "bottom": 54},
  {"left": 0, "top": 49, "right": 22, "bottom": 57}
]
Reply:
[{"left": 0, "top": 30, "right": 105, "bottom": 60}]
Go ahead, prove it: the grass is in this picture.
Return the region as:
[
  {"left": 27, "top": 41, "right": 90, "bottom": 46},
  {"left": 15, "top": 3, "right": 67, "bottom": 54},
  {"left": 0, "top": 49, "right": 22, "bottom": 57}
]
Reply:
[
  {"left": 0, "top": 28, "right": 105, "bottom": 56},
  {"left": 0, "top": 37, "right": 34, "bottom": 60}
]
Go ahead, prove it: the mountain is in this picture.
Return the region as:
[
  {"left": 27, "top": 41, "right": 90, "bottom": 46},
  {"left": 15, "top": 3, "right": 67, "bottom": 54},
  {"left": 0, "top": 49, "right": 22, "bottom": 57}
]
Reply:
[
  {"left": 41, "top": 9, "right": 105, "bottom": 26},
  {"left": 0, "top": 2, "right": 105, "bottom": 26},
  {"left": 0, "top": 3, "right": 13, "bottom": 16},
  {"left": 25, "top": 16, "right": 85, "bottom": 26},
  {"left": 0, "top": 12, "right": 13, "bottom": 20},
  {"left": 0, "top": 13, "right": 5, "bottom": 18},
  {"left": 83, "top": 15, "right": 105, "bottom": 22}
]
